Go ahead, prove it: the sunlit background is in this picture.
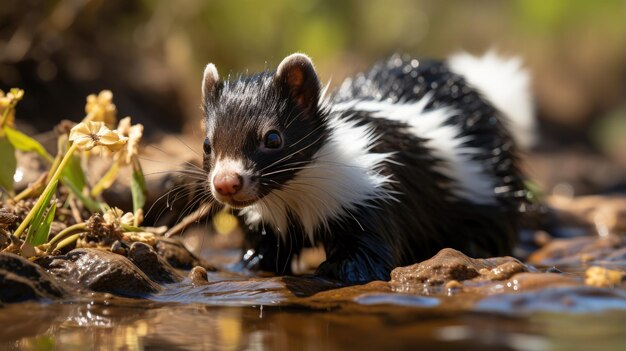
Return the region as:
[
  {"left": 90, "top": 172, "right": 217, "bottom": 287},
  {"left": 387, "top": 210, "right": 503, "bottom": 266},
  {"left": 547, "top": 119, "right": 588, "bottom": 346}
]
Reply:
[{"left": 1, "top": 0, "right": 626, "bottom": 183}]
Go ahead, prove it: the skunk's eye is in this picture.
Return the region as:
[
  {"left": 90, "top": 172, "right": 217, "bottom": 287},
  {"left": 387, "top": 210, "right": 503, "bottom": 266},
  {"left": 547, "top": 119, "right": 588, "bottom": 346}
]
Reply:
[
  {"left": 203, "top": 138, "right": 211, "bottom": 154},
  {"left": 264, "top": 131, "right": 282, "bottom": 149}
]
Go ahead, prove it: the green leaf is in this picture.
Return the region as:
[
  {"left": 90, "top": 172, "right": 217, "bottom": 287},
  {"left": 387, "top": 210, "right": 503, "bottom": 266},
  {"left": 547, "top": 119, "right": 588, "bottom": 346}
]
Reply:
[
  {"left": 59, "top": 152, "right": 99, "bottom": 212},
  {"left": 131, "top": 161, "right": 146, "bottom": 213},
  {"left": 28, "top": 203, "right": 56, "bottom": 246},
  {"left": 61, "top": 154, "right": 86, "bottom": 192},
  {"left": 0, "top": 136, "right": 16, "bottom": 193},
  {"left": 25, "top": 180, "right": 57, "bottom": 245},
  {"left": 4, "top": 126, "right": 54, "bottom": 162}
]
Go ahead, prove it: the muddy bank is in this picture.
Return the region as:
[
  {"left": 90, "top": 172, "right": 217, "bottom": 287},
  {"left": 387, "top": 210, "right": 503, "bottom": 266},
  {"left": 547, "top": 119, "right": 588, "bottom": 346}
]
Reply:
[
  {"left": 3, "top": 236, "right": 626, "bottom": 314},
  {"left": 2, "top": 226, "right": 626, "bottom": 350}
]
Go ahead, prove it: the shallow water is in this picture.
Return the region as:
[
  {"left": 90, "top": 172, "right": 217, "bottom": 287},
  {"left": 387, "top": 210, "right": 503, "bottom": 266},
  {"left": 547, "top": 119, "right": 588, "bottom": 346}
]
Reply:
[
  {"left": 3, "top": 265, "right": 626, "bottom": 351},
  {"left": 2, "top": 294, "right": 626, "bottom": 350}
]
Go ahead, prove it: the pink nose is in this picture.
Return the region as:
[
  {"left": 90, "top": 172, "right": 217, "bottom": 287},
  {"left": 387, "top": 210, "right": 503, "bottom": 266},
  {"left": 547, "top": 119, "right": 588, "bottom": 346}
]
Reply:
[{"left": 213, "top": 172, "right": 243, "bottom": 196}]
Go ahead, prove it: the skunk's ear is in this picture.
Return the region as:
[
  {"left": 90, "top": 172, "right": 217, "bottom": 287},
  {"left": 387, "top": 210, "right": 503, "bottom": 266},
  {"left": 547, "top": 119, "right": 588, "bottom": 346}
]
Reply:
[
  {"left": 202, "top": 63, "right": 220, "bottom": 101},
  {"left": 275, "top": 53, "right": 321, "bottom": 113}
]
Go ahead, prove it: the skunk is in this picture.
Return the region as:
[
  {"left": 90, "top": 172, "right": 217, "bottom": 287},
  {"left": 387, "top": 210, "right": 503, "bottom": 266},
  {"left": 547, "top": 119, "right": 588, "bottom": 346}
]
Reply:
[{"left": 200, "top": 52, "right": 533, "bottom": 283}]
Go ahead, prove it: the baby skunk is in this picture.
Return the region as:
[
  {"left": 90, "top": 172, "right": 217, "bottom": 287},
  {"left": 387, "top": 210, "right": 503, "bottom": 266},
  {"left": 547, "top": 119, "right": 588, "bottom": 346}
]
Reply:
[{"left": 200, "top": 52, "right": 533, "bottom": 283}]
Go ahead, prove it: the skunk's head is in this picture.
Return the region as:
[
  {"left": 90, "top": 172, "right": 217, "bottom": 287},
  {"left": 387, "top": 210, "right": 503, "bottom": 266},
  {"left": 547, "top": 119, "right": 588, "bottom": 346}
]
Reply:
[{"left": 201, "top": 53, "right": 328, "bottom": 209}]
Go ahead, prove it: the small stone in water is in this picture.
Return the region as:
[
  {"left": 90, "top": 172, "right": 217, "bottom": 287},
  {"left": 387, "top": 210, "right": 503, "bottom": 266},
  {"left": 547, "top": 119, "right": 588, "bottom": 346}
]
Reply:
[
  {"left": 445, "top": 280, "right": 463, "bottom": 290},
  {"left": 189, "top": 266, "right": 209, "bottom": 286},
  {"left": 110, "top": 240, "right": 126, "bottom": 255}
]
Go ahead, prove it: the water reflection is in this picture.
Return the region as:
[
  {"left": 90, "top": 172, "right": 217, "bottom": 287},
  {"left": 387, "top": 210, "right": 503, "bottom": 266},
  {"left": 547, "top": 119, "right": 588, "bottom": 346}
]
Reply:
[{"left": 3, "top": 297, "right": 626, "bottom": 351}]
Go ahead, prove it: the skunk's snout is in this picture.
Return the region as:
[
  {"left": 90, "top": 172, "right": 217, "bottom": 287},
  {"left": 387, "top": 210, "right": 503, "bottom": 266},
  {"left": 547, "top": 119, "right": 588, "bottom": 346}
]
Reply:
[{"left": 213, "top": 172, "right": 243, "bottom": 196}]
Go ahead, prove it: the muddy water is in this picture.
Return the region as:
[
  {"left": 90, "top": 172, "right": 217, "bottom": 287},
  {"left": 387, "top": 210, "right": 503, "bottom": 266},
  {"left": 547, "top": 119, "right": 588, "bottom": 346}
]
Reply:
[
  {"left": 3, "top": 299, "right": 626, "bottom": 351},
  {"left": 2, "top": 263, "right": 626, "bottom": 351}
]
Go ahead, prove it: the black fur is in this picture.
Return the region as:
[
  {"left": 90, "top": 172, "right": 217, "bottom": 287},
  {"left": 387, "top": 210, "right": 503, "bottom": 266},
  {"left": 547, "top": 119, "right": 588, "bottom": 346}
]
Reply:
[{"left": 203, "top": 54, "right": 526, "bottom": 283}]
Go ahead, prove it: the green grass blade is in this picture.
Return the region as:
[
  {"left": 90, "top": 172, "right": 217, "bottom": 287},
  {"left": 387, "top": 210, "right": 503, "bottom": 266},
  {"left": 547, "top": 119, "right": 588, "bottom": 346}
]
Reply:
[
  {"left": 29, "top": 202, "right": 56, "bottom": 246},
  {"left": 0, "top": 135, "right": 16, "bottom": 193},
  {"left": 4, "top": 126, "right": 54, "bottom": 162},
  {"left": 25, "top": 180, "right": 57, "bottom": 244},
  {"left": 131, "top": 162, "right": 146, "bottom": 213}
]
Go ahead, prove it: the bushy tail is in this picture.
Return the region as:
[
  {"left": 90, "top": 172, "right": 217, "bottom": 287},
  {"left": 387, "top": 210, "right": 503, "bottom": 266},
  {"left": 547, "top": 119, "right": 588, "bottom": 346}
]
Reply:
[{"left": 448, "top": 51, "right": 536, "bottom": 149}]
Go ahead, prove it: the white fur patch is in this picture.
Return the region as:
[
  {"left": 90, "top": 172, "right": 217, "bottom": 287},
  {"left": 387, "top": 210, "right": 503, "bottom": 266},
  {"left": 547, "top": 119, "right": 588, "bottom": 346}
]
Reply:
[
  {"left": 210, "top": 157, "right": 257, "bottom": 201},
  {"left": 448, "top": 51, "right": 535, "bottom": 149},
  {"left": 241, "top": 116, "right": 395, "bottom": 241},
  {"left": 334, "top": 96, "right": 497, "bottom": 205}
]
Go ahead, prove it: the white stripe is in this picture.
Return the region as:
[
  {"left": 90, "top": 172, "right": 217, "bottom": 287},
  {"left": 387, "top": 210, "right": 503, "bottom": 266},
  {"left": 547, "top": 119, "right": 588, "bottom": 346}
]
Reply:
[
  {"left": 334, "top": 96, "right": 497, "bottom": 205},
  {"left": 241, "top": 115, "right": 395, "bottom": 241},
  {"left": 448, "top": 51, "right": 535, "bottom": 149}
]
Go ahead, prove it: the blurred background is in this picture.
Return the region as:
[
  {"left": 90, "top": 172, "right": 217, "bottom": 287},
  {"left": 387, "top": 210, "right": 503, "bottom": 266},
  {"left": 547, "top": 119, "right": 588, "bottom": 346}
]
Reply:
[{"left": 1, "top": 0, "right": 626, "bottom": 194}]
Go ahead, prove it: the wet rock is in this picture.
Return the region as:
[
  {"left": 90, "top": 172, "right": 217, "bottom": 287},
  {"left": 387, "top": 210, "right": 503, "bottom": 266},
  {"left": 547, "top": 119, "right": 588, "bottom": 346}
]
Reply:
[
  {"left": 128, "top": 242, "right": 183, "bottom": 284},
  {"left": 548, "top": 194, "right": 626, "bottom": 235},
  {"left": 528, "top": 235, "right": 623, "bottom": 265},
  {"left": 155, "top": 238, "right": 216, "bottom": 271},
  {"left": 0, "top": 230, "right": 10, "bottom": 250},
  {"left": 0, "top": 253, "right": 67, "bottom": 303},
  {"left": 390, "top": 248, "right": 528, "bottom": 286},
  {"left": 110, "top": 240, "right": 126, "bottom": 255},
  {"left": 479, "top": 260, "right": 528, "bottom": 281},
  {"left": 46, "top": 248, "right": 162, "bottom": 297},
  {"left": 188, "top": 266, "right": 209, "bottom": 286}
]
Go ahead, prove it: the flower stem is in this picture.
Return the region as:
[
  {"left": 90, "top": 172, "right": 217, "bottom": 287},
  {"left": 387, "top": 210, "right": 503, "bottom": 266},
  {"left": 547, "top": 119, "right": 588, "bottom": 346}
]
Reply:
[
  {"left": 54, "top": 233, "right": 81, "bottom": 251},
  {"left": 90, "top": 162, "right": 120, "bottom": 197},
  {"left": 14, "top": 143, "right": 80, "bottom": 238},
  {"left": 47, "top": 222, "right": 87, "bottom": 252},
  {"left": 0, "top": 101, "right": 15, "bottom": 128}
]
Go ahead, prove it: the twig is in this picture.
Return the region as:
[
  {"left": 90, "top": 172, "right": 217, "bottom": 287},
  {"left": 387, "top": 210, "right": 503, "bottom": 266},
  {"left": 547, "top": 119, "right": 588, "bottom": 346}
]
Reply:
[{"left": 164, "top": 202, "right": 212, "bottom": 238}]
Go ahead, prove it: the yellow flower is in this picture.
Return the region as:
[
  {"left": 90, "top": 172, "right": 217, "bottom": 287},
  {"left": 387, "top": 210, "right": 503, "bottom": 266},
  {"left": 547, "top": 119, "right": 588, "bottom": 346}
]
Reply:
[
  {"left": 0, "top": 88, "right": 25, "bottom": 127},
  {"left": 69, "top": 121, "right": 128, "bottom": 152},
  {"left": 115, "top": 117, "right": 144, "bottom": 164},
  {"left": 103, "top": 207, "right": 135, "bottom": 229},
  {"left": 85, "top": 90, "right": 116, "bottom": 127}
]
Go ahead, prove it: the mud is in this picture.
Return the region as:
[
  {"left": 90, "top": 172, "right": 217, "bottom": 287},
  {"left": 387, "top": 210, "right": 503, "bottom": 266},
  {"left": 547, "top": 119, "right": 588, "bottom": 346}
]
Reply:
[{"left": 1, "top": 231, "right": 626, "bottom": 350}]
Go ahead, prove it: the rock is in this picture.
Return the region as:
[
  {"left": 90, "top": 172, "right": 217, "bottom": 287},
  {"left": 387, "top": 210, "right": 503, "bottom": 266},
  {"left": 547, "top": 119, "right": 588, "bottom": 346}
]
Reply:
[
  {"left": 480, "top": 260, "right": 529, "bottom": 281},
  {"left": 188, "top": 266, "right": 209, "bottom": 286},
  {"left": 0, "top": 253, "right": 67, "bottom": 303},
  {"left": 390, "top": 248, "right": 528, "bottom": 286},
  {"left": 46, "top": 248, "right": 162, "bottom": 297},
  {"left": 128, "top": 242, "right": 183, "bottom": 284},
  {"left": 155, "top": 238, "right": 216, "bottom": 271},
  {"left": 547, "top": 194, "right": 626, "bottom": 235},
  {"left": 0, "top": 208, "right": 18, "bottom": 229},
  {"left": 0, "top": 230, "right": 10, "bottom": 250}
]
